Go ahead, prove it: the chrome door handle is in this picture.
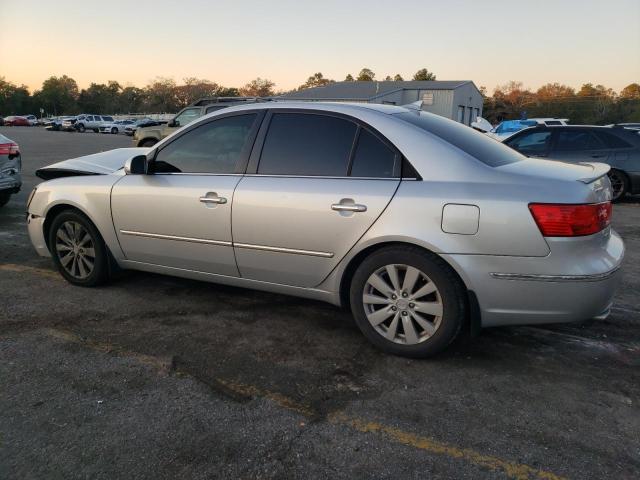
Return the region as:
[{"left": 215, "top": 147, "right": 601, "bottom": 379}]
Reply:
[
  {"left": 331, "top": 203, "right": 367, "bottom": 212},
  {"left": 199, "top": 195, "right": 227, "bottom": 204}
]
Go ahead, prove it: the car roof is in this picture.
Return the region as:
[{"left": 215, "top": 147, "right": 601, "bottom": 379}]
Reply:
[{"left": 204, "top": 101, "right": 410, "bottom": 117}]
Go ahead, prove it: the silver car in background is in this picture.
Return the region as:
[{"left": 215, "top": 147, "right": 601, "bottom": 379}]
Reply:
[{"left": 26, "top": 102, "right": 624, "bottom": 357}]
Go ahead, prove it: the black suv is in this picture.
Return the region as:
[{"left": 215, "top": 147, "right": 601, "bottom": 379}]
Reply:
[{"left": 504, "top": 125, "right": 640, "bottom": 201}]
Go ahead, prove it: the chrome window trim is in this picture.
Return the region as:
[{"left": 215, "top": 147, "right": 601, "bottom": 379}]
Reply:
[
  {"left": 490, "top": 265, "right": 621, "bottom": 282},
  {"left": 119, "top": 230, "right": 232, "bottom": 247},
  {"left": 242, "top": 174, "right": 399, "bottom": 181}
]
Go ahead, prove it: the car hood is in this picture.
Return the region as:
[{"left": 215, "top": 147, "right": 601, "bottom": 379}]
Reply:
[{"left": 36, "top": 147, "right": 149, "bottom": 180}]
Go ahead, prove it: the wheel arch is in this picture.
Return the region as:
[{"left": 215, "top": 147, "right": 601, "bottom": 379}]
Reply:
[
  {"left": 43, "top": 203, "right": 102, "bottom": 251},
  {"left": 337, "top": 240, "right": 481, "bottom": 336},
  {"left": 136, "top": 137, "right": 158, "bottom": 147}
]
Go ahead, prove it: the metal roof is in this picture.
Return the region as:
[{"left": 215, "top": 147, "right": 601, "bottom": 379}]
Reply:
[{"left": 279, "top": 80, "right": 474, "bottom": 101}]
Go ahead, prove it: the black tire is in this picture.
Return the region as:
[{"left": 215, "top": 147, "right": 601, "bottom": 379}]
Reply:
[
  {"left": 350, "top": 246, "right": 466, "bottom": 358},
  {"left": 111, "top": 127, "right": 117, "bottom": 134},
  {"left": 0, "top": 192, "right": 11, "bottom": 208},
  {"left": 608, "top": 169, "right": 629, "bottom": 202},
  {"left": 139, "top": 139, "right": 158, "bottom": 148},
  {"left": 93, "top": 128, "right": 99, "bottom": 133},
  {"left": 77, "top": 123, "right": 86, "bottom": 133},
  {"left": 48, "top": 210, "right": 110, "bottom": 287}
]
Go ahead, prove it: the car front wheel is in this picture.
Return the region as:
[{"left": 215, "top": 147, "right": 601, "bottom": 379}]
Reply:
[
  {"left": 49, "top": 210, "right": 110, "bottom": 286},
  {"left": 111, "top": 127, "right": 118, "bottom": 134},
  {"left": 350, "top": 246, "right": 466, "bottom": 358}
]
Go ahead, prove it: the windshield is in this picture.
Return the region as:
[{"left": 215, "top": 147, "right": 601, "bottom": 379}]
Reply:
[{"left": 395, "top": 111, "right": 524, "bottom": 167}]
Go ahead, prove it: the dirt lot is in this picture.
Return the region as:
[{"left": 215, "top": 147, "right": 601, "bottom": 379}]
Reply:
[{"left": 1, "top": 127, "right": 639, "bottom": 480}]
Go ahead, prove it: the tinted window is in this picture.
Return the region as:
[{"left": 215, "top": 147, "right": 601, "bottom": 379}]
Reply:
[
  {"left": 396, "top": 111, "right": 523, "bottom": 167},
  {"left": 258, "top": 113, "right": 357, "bottom": 176},
  {"left": 554, "top": 131, "right": 601, "bottom": 151},
  {"left": 505, "top": 131, "right": 552, "bottom": 155},
  {"left": 544, "top": 120, "right": 562, "bottom": 126},
  {"left": 174, "top": 108, "right": 201, "bottom": 127},
  {"left": 153, "top": 114, "right": 256, "bottom": 174},
  {"left": 350, "top": 129, "right": 396, "bottom": 178},
  {"left": 103, "top": 116, "right": 114, "bottom": 122},
  {"left": 594, "top": 131, "right": 632, "bottom": 149}
]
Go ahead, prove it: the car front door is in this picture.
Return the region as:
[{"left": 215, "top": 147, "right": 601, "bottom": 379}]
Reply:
[
  {"left": 232, "top": 110, "right": 401, "bottom": 288},
  {"left": 504, "top": 130, "right": 553, "bottom": 158},
  {"left": 111, "top": 112, "right": 262, "bottom": 275}
]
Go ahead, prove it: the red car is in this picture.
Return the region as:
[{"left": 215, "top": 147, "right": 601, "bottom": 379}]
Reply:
[{"left": 3, "top": 116, "right": 30, "bottom": 126}]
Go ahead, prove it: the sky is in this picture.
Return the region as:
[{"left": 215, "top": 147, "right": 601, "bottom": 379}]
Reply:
[{"left": 1, "top": 0, "right": 638, "bottom": 93}]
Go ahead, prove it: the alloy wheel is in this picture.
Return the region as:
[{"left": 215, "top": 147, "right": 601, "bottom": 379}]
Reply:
[
  {"left": 55, "top": 221, "right": 96, "bottom": 279},
  {"left": 362, "top": 264, "right": 443, "bottom": 345}
]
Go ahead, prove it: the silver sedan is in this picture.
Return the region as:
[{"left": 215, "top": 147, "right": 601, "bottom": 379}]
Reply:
[{"left": 27, "top": 102, "right": 624, "bottom": 357}]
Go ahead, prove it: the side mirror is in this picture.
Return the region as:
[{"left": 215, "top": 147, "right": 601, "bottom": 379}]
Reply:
[
  {"left": 167, "top": 119, "right": 177, "bottom": 127},
  {"left": 124, "top": 155, "right": 148, "bottom": 175}
]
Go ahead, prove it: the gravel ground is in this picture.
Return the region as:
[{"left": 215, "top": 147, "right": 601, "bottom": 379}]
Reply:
[{"left": 1, "top": 126, "right": 639, "bottom": 480}]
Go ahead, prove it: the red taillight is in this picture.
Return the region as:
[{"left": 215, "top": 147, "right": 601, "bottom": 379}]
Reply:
[
  {"left": 0, "top": 143, "right": 19, "bottom": 156},
  {"left": 529, "top": 202, "right": 612, "bottom": 237}
]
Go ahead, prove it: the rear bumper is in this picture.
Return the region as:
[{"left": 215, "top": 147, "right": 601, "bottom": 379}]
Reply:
[{"left": 443, "top": 229, "right": 625, "bottom": 327}]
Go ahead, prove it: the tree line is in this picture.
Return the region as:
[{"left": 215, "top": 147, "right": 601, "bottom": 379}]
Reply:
[
  {"left": 482, "top": 81, "right": 640, "bottom": 125},
  {"left": 1, "top": 68, "right": 638, "bottom": 125},
  {"left": 0, "top": 68, "right": 436, "bottom": 117}
]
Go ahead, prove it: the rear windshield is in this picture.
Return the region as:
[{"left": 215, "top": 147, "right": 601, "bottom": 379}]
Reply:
[{"left": 395, "top": 112, "right": 524, "bottom": 167}]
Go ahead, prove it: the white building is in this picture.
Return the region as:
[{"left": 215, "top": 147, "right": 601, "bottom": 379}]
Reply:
[{"left": 279, "top": 80, "right": 484, "bottom": 125}]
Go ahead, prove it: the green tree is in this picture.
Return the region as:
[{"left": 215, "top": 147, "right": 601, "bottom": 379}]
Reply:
[
  {"left": 393, "top": 74, "right": 404, "bottom": 81},
  {"left": 32, "top": 75, "right": 79, "bottom": 115},
  {"left": 78, "top": 80, "right": 121, "bottom": 113},
  {"left": 174, "top": 77, "right": 222, "bottom": 107},
  {"left": 412, "top": 68, "right": 436, "bottom": 81},
  {"left": 239, "top": 77, "right": 275, "bottom": 97},
  {"left": 620, "top": 83, "right": 640, "bottom": 99},
  {"left": 144, "top": 77, "right": 178, "bottom": 112},
  {"left": 0, "top": 77, "right": 32, "bottom": 115},
  {"left": 383, "top": 75, "right": 393, "bottom": 81},
  {"left": 356, "top": 68, "right": 375, "bottom": 81},
  {"left": 344, "top": 74, "right": 354, "bottom": 82},
  {"left": 298, "top": 72, "right": 334, "bottom": 90},
  {"left": 119, "top": 86, "right": 147, "bottom": 113}
]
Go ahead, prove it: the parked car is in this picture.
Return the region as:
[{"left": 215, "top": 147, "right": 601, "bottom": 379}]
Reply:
[
  {"left": 23, "top": 114, "right": 38, "bottom": 126},
  {"left": 503, "top": 125, "right": 640, "bottom": 201},
  {"left": 3, "top": 116, "right": 30, "bottom": 127},
  {"left": 0, "top": 133, "right": 21, "bottom": 208},
  {"left": 134, "top": 97, "right": 260, "bottom": 147},
  {"left": 28, "top": 103, "right": 623, "bottom": 357},
  {"left": 473, "top": 118, "right": 569, "bottom": 141},
  {"left": 99, "top": 119, "right": 136, "bottom": 134},
  {"left": 60, "top": 117, "right": 79, "bottom": 131},
  {"left": 123, "top": 118, "right": 160, "bottom": 136},
  {"left": 73, "top": 114, "right": 115, "bottom": 133}
]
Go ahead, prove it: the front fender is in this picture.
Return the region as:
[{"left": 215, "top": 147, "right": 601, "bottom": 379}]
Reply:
[{"left": 28, "top": 174, "right": 125, "bottom": 259}]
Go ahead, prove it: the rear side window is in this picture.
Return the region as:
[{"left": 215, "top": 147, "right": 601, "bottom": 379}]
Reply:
[
  {"left": 258, "top": 113, "right": 357, "bottom": 176},
  {"left": 554, "top": 131, "right": 601, "bottom": 151},
  {"left": 153, "top": 114, "right": 257, "bottom": 174},
  {"left": 103, "top": 116, "right": 114, "bottom": 122},
  {"left": 350, "top": 129, "right": 397, "bottom": 178},
  {"left": 396, "top": 111, "right": 524, "bottom": 167},
  {"left": 594, "top": 131, "right": 632, "bottom": 149}
]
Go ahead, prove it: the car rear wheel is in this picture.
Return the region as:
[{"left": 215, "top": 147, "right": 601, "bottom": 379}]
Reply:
[
  {"left": 49, "top": 210, "right": 110, "bottom": 287},
  {"left": 111, "top": 127, "right": 117, "bottom": 134},
  {"left": 77, "top": 123, "right": 85, "bottom": 133},
  {"left": 0, "top": 192, "right": 11, "bottom": 208},
  {"left": 350, "top": 246, "right": 466, "bottom": 358},
  {"left": 608, "top": 169, "right": 628, "bottom": 202},
  {"left": 139, "top": 139, "right": 157, "bottom": 148}
]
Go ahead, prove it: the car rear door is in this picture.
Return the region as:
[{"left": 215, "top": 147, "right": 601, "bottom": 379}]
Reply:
[
  {"left": 548, "top": 129, "right": 611, "bottom": 163},
  {"left": 231, "top": 110, "right": 401, "bottom": 288},
  {"left": 111, "top": 111, "right": 263, "bottom": 275}
]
